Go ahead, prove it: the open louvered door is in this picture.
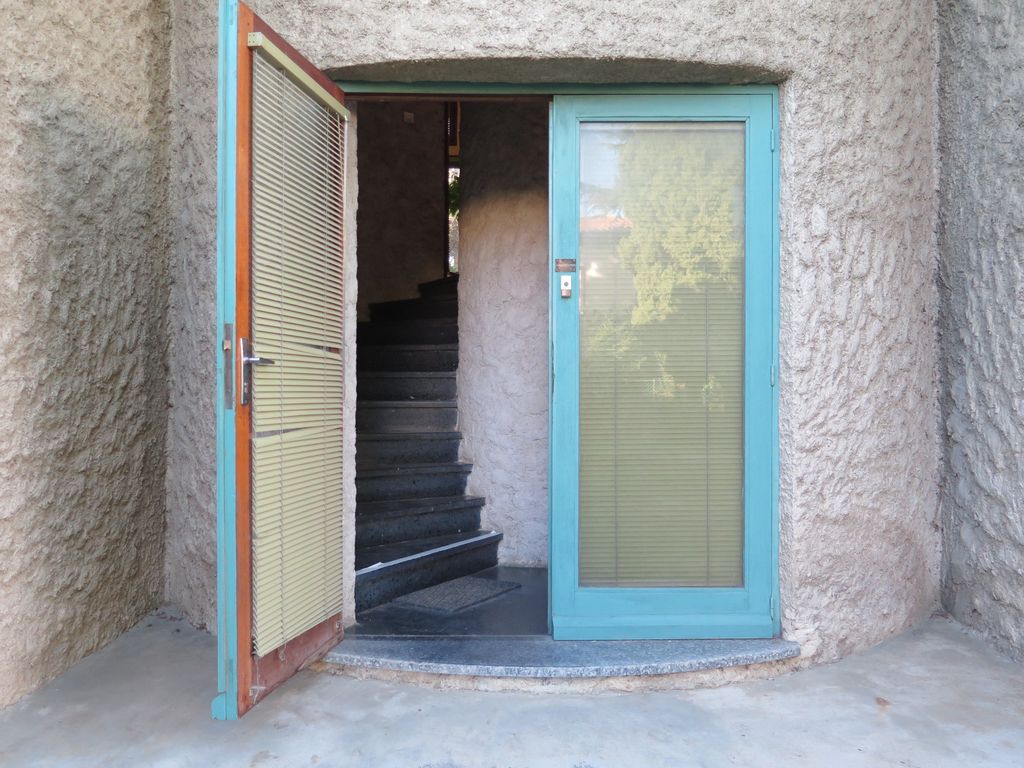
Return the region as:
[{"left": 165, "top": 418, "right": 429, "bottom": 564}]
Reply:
[{"left": 214, "top": 1, "right": 349, "bottom": 720}]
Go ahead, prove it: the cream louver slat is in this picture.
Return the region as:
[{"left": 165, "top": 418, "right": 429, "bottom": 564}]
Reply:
[
  {"left": 249, "top": 50, "right": 346, "bottom": 657},
  {"left": 578, "top": 122, "right": 745, "bottom": 589}
]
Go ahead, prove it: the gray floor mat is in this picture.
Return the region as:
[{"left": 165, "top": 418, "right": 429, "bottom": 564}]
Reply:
[{"left": 393, "top": 576, "right": 521, "bottom": 614}]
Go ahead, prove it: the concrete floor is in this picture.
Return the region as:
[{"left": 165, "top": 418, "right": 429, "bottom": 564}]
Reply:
[{"left": 0, "top": 611, "right": 1022, "bottom": 767}]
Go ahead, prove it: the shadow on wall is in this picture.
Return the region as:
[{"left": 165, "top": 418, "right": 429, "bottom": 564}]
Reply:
[
  {"left": 0, "top": 77, "right": 170, "bottom": 707},
  {"left": 328, "top": 57, "right": 788, "bottom": 86}
]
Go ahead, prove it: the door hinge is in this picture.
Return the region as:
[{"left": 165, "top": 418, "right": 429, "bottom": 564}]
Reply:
[
  {"left": 770, "top": 364, "right": 777, "bottom": 387},
  {"left": 770, "top": 129, "right": 776, "bottom": 152},
  {"left": 770, "top": 595, "right": 777, "bottom": 622}
]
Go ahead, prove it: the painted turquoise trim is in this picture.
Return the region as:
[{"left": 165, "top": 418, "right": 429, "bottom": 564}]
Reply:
[
  {"left": 546, "top": 100, "right": 555, "bottom": 638},
  {"left": 549, "top": 92, "right": 780, "bottom": 640},
  {"left": 335, "top": 81, "right": 779, "bottom": 97},
  {"left": 769, "top": 90, "right": 781, "bottom": 638},
  {"left": 212, "top": 0, "right": 239, "bottom": 721}
]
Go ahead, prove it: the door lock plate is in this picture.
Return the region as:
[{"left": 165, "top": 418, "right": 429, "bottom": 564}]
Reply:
[{"left": 560, "top": 275, "right": 572, "bottom": 298}]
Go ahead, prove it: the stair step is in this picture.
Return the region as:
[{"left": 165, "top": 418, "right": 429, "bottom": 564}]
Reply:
[
  {"left": 356, "top": 462, "right": 472, "bottom": 502},
  {"left": 418, "top": 275, "right": 459, "bottom": 299},
  {"left": 358, "top": 344, "right": 458, "bottom": 372},
  {"left": 370, "top": 297, "right": 458, "bottom": 321},
  {"left": 355, "top": 530, "right": 502, "bottom": 612},
  {"left": 356, "top": 495, "right": 485, "bottom": 547},
  {"left": 356, "top": 400, "right": 457, "bottom": 433},
  {"left": 358, "top": 371, "right": 457, "bottom": 401},
  {"left": 358, "top": 318, "right": 458, "bottom": 345},
  {"left": 357, "top": 431, "right": 462, "bottom": 466}
]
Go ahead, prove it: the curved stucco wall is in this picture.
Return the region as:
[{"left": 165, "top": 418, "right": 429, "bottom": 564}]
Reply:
[
  {"left": 457, "top": 103, "right": 550, "bottom": 564},
  {"left": 167, "top": 0, "right": 941, "bottom": 662},
  {"left": 0, "top": 2, "right": 171, "bottom": 707},
  {"left": 938, "top": 1, "right": 1024, "bottom": 659}
]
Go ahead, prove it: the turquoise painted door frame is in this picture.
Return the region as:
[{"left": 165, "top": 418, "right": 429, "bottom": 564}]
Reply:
[
  {"left": 213, "top": 0, "right": 240, "bottom": 721},
  {"left": 549, "top": 92, "right": 780, "bottom": 640}
]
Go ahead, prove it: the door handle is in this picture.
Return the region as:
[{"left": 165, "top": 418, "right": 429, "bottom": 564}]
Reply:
[
  {"left": 239, "top": 337, "right": 274, "bottom": 406},
  {"left": 243, "top": 352, "right": 276, "bottom": 367}
]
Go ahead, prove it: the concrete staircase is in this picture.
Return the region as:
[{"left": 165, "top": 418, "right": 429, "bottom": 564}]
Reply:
[{"left": 355, "top": 275, "right": 501, "bottom": 612}]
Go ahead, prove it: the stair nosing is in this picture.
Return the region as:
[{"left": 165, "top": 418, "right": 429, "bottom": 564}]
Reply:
[
  {"left": 357, "top": 494, "right": 485, "bottom": 514},
  {"left": 371, "top": 297, "right": 458, "bottom": 309},
  {"left": 358, "top": 400, "right": 456, "bottom": 409},
  {"left": 359, "top": 317, "right": 457, "bottom": 324},
  {"left": 355, "top": 530, "right": 502, "bottom": 578},
  {"left": 358, "top": 430, "right": 461, "bottom": 441},
  {"left": 359, "top": 343, "right": 458, "bottom": 350},
  {"left": 418, "top": 275, "right": 459, "bottom": 290},
  {"left": 356, "top": 462, "right": 472, "bottom": 479},
  {"left": 359, "top": 371, "right": 457, "bottom": 379}
]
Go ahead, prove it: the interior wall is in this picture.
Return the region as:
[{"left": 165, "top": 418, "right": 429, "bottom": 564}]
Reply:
[
  {"left": 168, "top": 0, "right": 942, "bottom": 665},
  {"left": 938, "top": 0, "right": 1024, "bottom": 660},
  {"left": 457, "top": 103, "right": 550, "bottom": 565},
  {"left": 356, "top": 101, "right": 448, "bottom": 318},
  {"left": 342, "top": 112, "right": 361, "bottom": 624},
  {"left": 0, "top": 2, "right": 171, "bottom": 708}
]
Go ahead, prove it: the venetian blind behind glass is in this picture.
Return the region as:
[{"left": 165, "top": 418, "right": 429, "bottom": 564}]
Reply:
[
  {"left": 578, "top": 122, "right": 745, "bottom": 588},
  {"left": 250, "top": 50, "right": 346, "bottom": 655}
]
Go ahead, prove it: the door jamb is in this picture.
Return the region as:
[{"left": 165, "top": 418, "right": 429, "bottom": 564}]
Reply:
[{"left": 332, "top": 81, "right": 777, "bottom": 640}]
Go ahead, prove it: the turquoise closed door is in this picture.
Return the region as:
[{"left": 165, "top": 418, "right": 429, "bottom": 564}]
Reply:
[{"left": 549, "top": 92, "right": 779, "bottom": 639}]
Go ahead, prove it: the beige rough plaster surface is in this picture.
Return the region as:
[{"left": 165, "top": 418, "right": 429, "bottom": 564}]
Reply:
[
  {"left": 938, "top": 0, "right": 1024, "bottom": 659},
  {"left": 0, "top": 1, "right": 172, "bottom": 707},
  {"left": 458, "top": 102, "right": 550, "bottom": 565},
  {"left": 165, "top": 0, "right": 220, "bottom": 632},
  {"left": 167, "top": 0, "right": 942, "bottom": 663},
  {"left": 342, "top": 112, "right": 360, "bottom": 625}
]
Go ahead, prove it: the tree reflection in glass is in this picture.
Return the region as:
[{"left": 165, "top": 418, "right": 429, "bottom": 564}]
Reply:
[{"left": 578, "top": 122, "right": 746, "bottom": 588}]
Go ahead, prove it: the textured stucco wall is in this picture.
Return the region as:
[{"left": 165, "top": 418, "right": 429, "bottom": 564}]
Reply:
[
  {"left": 167, "top": 0, "right": 942, "bottom": 662},
  {"left": 356, "top": 101, "right": 447, "bottom": 318},
  {"left": 458, "top": 103, "right": 550, "bottom": 565},
  {"left": 0, "top": 2, "right": 171, "bottom": 707},
  {"left": 938, "top": 1, "right": 1024, "bottom": 659},
  {"left": 164, "top": 0, "right": 220, "bottom": 632}
]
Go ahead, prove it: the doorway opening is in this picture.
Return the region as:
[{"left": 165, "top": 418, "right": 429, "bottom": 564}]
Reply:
[{"left": 352, "top": 95, "right": 552, "bottom": 638}]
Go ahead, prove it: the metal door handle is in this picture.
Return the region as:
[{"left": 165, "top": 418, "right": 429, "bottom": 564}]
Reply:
[
  {"left": 239, "top": 338, "right": 274, "bottom": 406},
  {"left": 243, "top": 353, "right": 275, "bottom": 366}
]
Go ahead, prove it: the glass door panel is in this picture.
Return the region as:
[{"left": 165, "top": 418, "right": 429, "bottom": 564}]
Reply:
[{"left": 578, "top": 122, "right": 745, "bottom": 589}]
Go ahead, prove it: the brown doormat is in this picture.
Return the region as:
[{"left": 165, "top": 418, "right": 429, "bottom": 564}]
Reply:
[{"left": 393, "top": 576, "right": 521, "bottom": 614}]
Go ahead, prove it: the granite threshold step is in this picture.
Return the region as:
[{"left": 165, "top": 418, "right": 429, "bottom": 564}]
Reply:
[{"left": 323, "top": 634, "right": 800, "bottom": 679}]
